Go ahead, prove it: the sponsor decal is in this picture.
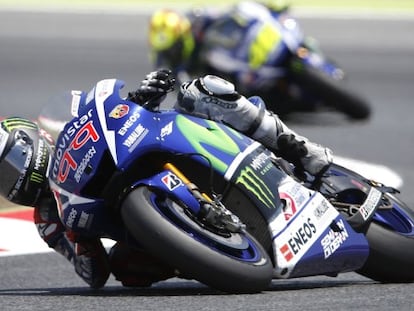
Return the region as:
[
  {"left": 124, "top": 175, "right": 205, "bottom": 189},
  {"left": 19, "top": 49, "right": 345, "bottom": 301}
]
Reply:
[
  {"left": 273, "top": 193, "right": 342, "bottom": 271},
  {"left": 250, "top": 152, "right": 273, "bottom": 175},
  {"left": 313, "top": 199, "right": 330, "bottom": 220},
  {"left": 250, "top": 152, "right": 268, "bottom": 170},
  {"left": 74, "top": 146, "right": 97, "bottom": 183},
  {"left": 161, "top": 172, "right": 182, "bottom": 191},
  {"left": 33, "top": 138, "right": 47, "bottom": 172},
  {"left": 71, "top": 90, "right": 83, "bottom": 117},
  {"left": 123, "top": 124, "right": 148, "bottom": 151},
  {"left": 281, "top": 182, "right": 309, "bottom": 205},
  {"left": 66, "top": 208, "right": 77, "bottom": 228},
  {"left": 85, "top": 87, "right": 95, "bottom": 105},
  {"left": 279, "top": 243, "right": 294, "bottom": 262},
  {"left": 109, "top": 104, "right": 129, "bottom": 119},
  {"left": 201, "top": 96, "right": 237, "bottom": 109},
  {"left": 160, "top": 121, "right": 173, "bottom": 139},
  {"left": 96, "top": 79, "right": 112, "bottom": 98},
  {"left": 1, "top": 118, "right": 37, "bottom": 132},
  {"left": 52, "top": 109, "right": 100, "bottom": 183},
  {"left": 359, "top": 188, "right": 382, "bottom": 220},
  {"left": 29, "top": 171, "right": 44, "bottom": 185},
  {"left": 26, "top": 137, "right": 49, "bottom": 189},
  {"left": 8, "top": 148, "right": 33, "bottom": 201},
  {"left": 280, "top": 192, "right": 297, "bottom": 221},
  {"left": 278, "top": 217, "right": 317, "bottom": 262},
  {"left": 321, "top": 219, "right": 349, "bottom": 259},
  {"left": 233, "top": 151, "right": 278, "bottom": 210},
  {"left": 118, "top": 110, "right": 141, "bottom": 136},
  {"left": 236, "top": 166, "right": 276, "bottom": 209},
  {"left": 78, "top": 210, "right": 93, "bottom": 229},
  {"left": 176, "top": 115, "right": 241, "bottom": 174}
]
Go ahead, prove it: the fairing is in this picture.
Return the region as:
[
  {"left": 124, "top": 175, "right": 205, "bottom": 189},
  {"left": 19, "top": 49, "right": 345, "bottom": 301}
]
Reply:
[{"left": 48, "top": 79, "right": 369, "bottom": 278}]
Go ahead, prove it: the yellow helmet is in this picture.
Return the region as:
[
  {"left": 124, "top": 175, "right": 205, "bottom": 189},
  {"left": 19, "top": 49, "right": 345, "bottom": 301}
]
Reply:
[
  {"left": 149, "top": 9, "right": 195, "bottom": 62},
  {"left": 260, "top": 0, "right": 290, "bottom": 12}
]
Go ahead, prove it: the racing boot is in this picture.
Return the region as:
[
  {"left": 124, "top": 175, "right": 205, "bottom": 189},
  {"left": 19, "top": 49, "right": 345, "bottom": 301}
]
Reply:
[
  {"left": 176, "top": 75, "right": 333, "bottom": 175},
  {"left": 108, "top": 242, "right": 177, "bottom": 287},
  {"left": 34, "top": 201, "right": 110, "bottom": 289}
]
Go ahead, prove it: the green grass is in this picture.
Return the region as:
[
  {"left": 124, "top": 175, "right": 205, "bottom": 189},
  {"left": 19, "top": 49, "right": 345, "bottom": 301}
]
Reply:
[{"left": 0, "top": 0, "right": 413, "bottom": 11}]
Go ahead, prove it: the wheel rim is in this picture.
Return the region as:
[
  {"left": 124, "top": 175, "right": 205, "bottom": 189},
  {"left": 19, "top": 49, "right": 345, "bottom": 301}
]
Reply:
[
  {"left": 373, "top": 199, "right": 414, "bottom": 236},
  {"left": 152, "top": 193, "right": 266, "bottom": 262}
]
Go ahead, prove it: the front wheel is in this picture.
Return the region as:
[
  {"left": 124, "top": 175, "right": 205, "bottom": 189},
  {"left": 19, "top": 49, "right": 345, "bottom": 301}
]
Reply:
[
  {"left": 121, "top": 186, "right": 273, "bottom": 293},
  {"left": 357, "top": 193, "right": 414, "bottom": 282}
]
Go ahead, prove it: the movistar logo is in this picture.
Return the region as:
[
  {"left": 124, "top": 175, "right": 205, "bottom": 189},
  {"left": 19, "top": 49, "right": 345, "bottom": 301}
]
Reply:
[
  {"left": 176, "top": 115, "right": 242, "bottom": 174},
  {"left": 236, "top": 166, "right": 275, "bottom": 209}
]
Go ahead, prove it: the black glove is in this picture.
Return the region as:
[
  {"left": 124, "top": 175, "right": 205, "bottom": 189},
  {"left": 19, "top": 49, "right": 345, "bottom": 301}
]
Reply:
[
  {"left": 276, "top": 133, "right": 332, "bottom": 178},
  {"left": 276, "top": 134, "right": 307, "bottom": 171},
  {"left": 128, "top": 69, "right": 175, "bottom": 106}
]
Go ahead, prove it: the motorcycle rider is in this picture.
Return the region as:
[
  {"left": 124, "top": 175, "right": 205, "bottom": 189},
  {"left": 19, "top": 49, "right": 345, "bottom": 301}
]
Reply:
[
  {"left": 0, "top": 68, "right": 332, "bottom": 289},
  {"left": 148, "top": 0, "right": 299, "bottom": 114},
  {"left": 0, "top": 117, "right": 176, "bottom": 289}
]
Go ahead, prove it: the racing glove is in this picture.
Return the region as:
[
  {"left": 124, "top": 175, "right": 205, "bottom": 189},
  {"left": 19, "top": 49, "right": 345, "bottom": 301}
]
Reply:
[
  {"left": 276, "top": 133, "right": 333, "bottom": 176},
  {"left": 128, "top": 69, "right": 175, "bottom": 106}
]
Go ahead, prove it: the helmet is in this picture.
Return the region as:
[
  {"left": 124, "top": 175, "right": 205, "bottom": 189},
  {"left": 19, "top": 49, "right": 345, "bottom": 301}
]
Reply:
[
  {"left": 260, "top": 0, "right": 290, "bottom": 12},
  {"left": 0, "top": 118, "right": 51, "bottom": 206},
  {"left": 149, "top": 9, "right": 195, "bottom": 66}
]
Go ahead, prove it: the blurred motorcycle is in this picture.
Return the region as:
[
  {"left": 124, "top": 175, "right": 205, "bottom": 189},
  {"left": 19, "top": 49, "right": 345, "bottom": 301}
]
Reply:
[{"left": 152, "top": 2, "right": 371, "bottom": 119}]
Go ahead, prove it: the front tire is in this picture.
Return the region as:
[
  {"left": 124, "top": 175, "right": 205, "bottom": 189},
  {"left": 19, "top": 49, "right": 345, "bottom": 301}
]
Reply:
[{"left": 121, "top": 186, "right": 273, "bottom": 293}]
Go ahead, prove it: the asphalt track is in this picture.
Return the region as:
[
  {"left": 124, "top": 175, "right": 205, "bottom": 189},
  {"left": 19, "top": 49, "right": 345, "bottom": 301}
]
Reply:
[{"left": 0, "top": 8, "right": 414, "bottom": 311}]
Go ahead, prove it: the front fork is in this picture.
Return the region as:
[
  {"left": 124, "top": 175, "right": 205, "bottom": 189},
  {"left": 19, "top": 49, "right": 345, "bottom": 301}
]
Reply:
[
  {"left": 165, "top": 163, "right": 246, "bottom": 233},
  {"left": 134, "top": 162, "right": 246, "bottom": 234}
]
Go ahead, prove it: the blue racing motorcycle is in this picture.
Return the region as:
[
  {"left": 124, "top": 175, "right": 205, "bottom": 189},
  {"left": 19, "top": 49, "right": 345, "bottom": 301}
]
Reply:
[
  {"left": 40, "top": 79, "right": 414, "bottom": 293},
  {"left": 168, "top": 2, "right": 371, "bottom": 120}
]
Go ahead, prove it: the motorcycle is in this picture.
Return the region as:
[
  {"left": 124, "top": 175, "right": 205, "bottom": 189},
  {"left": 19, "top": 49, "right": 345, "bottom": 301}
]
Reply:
[
  {"left": 38, "top": 79, "right": 414, "bottom": 293},
  {"left": 171, "top": 2, "right": 371, "bottom": 119}
]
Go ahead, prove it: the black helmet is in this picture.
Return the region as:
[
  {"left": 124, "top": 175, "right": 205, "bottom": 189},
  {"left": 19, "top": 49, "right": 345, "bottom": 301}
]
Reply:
[{"left": 0, "top": 118, "right": 51, "bottom": 206}]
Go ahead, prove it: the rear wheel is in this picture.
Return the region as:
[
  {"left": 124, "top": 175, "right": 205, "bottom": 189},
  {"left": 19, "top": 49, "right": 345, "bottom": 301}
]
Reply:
[
  {"left": 289, "top": 56, "right": 371, "bottom": 120},
  {"left": 357, "top": 193, "right": 414, "bottom": 282},
  {"left": 121, "top": 186, "right": 273, "bottom": 293}
]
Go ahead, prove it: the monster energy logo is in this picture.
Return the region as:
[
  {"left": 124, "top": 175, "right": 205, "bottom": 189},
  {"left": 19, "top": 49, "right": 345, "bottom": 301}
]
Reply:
[
  {"left": 1, "top": 118, "right": 37, "bottom": 132},
  {"left": 30, "top": 171, "right": 44, "bottom": 184},
  {"left": 236, "top": 166, "right": 275, "bottom": 209}
]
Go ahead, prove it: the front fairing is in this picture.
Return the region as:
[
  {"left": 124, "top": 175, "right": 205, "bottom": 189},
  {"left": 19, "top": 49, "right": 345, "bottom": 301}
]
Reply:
[
  {"left": 141, "top": 113, "right": 255, "bottom": 175},
  {"left": 49, "top": 79, "right": 270, "bottom": 236}
]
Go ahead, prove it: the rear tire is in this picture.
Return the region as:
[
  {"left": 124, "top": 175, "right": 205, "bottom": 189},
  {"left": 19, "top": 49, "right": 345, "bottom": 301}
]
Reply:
[
  {"left": 121, "top": 186, "right": 273, "bottom": 293},
  {"left": 290, "top": 57, "right": 371, "bottom": 120},
  {"left": 358, "top": 193, "right": 414, "bottom": 282}
]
